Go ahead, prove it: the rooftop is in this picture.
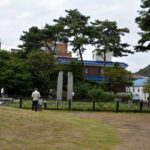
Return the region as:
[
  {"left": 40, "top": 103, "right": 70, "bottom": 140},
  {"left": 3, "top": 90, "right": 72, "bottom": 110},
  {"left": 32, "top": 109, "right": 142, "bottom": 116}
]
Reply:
[
  {"left": 133, "top": 77, "right": 148, "bottom": 87},
  {"left": 57, "top": 57, "right": 128, "bottom": 68}
]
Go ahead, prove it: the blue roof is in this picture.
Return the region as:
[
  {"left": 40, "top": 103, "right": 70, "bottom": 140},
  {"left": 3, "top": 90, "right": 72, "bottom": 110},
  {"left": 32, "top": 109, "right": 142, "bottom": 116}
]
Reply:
[
  {"left": 133, "top": 78, "right": 148, "bottom": 86},
  {"left": 82, "top": 60, "right": 128, "bottom": 68},
  {"left": 57, "top": 57, "right": 128, "bottom": 68}
]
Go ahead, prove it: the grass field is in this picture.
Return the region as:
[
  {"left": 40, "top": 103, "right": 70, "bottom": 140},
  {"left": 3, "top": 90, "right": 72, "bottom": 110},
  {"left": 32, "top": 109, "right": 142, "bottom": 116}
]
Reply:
[{"left": 0, "top": 106, "right": 118, "bottom": 150}]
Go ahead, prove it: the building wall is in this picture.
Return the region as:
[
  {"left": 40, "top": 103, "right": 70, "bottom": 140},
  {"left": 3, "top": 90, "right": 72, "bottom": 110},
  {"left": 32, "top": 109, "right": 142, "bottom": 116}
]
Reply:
[
  {"left": 84, "top": 66, "right": 101, "bottom": 76},
  {"left": 126, "top": 86, "right": 149, "bottom": 101},
  {"left": 92, "top": 50, "right": 112, "bottom": 61},
  {"left": 55, "top": 43, "right": 72, "bottom": 57}
]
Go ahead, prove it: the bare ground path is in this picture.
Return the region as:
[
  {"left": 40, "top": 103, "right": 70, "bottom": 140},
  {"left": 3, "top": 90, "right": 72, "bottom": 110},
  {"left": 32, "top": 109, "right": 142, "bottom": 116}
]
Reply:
[{"left": 71, "top": 112, "right": 150, "bottom": 150}]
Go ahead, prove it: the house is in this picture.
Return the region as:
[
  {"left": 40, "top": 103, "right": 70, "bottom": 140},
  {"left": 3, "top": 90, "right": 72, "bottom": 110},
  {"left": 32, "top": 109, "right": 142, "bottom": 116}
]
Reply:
[
  {"left": 126, "top": 77, "right": 149, "bottom": 101},
  {"left": 41, "top": 42, "right": 128, "bottom": 81},
  {"left": 55, "top": 44, "right": 128, "bottom": 81}
]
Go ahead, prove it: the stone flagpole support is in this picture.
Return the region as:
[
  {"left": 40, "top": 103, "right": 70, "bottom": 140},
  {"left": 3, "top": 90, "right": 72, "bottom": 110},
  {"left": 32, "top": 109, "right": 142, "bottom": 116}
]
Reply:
[
  {"left": 67, "top": 72, "right": 73, "bottom": 110},
  {"left": 56, "top": 71, "right": 63, "bottom": 109}
]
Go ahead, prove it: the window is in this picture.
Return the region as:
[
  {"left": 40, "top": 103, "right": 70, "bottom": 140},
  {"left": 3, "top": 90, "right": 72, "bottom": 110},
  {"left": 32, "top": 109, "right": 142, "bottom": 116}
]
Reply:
[{"left": 133, "top": 87, "right": 134, "bottom": 92}]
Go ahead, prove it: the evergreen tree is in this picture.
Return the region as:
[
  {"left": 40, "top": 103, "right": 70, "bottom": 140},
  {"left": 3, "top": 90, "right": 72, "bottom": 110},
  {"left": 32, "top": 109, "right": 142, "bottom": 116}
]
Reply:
[
  {"left": 19, "top": 26, "right": 43, "bottom": 53},
  {"left": 91, "top": 20, "right": 133, "bottom": 65},
  {"left": 54, "top": 9, "right": 90, "bottom": 72},
  {"left": 135, "top": 0, "right": 150, "bottom": 51}
]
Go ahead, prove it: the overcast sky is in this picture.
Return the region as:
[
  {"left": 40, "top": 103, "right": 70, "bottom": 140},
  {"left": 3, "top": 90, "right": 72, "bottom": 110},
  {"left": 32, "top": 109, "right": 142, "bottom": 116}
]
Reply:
[{"left": 0, "top": 0, "right": 149, "bottom": 72}]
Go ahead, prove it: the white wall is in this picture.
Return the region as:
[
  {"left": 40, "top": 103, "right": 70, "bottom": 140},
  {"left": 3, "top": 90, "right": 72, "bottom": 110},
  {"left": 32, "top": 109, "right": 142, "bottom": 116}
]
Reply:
[
  {"left": 92, "top": 50, "right": 112, "bottom": 61},
  {"left": 126, "top": 86, "right": 149, "bottom": 101}
]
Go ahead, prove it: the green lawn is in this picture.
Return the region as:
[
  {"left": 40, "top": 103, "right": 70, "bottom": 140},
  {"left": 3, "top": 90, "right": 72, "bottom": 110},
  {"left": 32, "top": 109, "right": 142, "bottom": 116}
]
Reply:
[{"left": 0, "top": 106, "right": 118, "bottom": 150}]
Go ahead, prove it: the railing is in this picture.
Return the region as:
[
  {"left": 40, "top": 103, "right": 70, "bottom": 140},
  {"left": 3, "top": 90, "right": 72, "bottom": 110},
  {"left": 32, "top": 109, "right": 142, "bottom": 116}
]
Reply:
[{"left": 2, "top": 99, "right": 150, "bottom": 113}]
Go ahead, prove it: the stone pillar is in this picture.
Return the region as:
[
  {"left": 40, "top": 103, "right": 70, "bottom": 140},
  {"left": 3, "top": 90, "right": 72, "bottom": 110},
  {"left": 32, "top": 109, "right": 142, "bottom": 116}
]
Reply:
[
  {"left": 67, "top": 72, "right": 73, "bottom": 101},
  {"left": 57, "top": 71, "right": 63, "bottom": 101}
]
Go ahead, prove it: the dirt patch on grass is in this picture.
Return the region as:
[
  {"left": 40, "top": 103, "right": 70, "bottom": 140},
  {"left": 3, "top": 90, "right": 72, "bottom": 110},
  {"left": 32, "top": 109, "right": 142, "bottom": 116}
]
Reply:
[{"left": 71, "top": 112, "right": 150, "bottom": 150}]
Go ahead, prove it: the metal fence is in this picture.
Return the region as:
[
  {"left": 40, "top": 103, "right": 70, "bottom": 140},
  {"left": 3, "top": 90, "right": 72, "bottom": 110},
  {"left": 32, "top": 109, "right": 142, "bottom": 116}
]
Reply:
[{"left": 2, "top": 99, "right": 150, "bottom": 112}]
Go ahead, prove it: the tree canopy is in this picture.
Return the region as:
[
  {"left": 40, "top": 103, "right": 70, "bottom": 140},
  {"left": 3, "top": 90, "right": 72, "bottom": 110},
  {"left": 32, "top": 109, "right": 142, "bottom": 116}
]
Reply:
[
  {"left": 19, "top": 9, "right": 132, "bottom": 63},
  {"left": 54, "top": 9, "right": 91, "bottom": 69},
  {"left": 105, "top": 63, "right": 133, "bottom": 93},
  {"left": 135, "top": 0, "right": 150, "bottom": 51},
  {"left": 144, "top": 78, "right": 150, "bottom": 94},
  {"left": 0, "top": 50, "right": 32, "bottom": 95},
  {"left": 19, "top": 26, "right": 43, "bottom": 53},
  {"left": 91, "top": 20, "right": 133, "bottom": 63}
]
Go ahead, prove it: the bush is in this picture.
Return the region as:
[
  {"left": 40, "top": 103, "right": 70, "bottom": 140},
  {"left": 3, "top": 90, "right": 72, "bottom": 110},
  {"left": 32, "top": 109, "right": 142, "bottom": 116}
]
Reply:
[
  {"left": 74, "top": 82, "right": 93, "bottom": 100},
  {"left": 115, "top": 92, "right": 132, "bottom": 101},
  {"left": 88, "top": 87, "right": 114, "bottom": 102},
  {"left": 103, "top": 92, "right": 114, "bottom": 102}
]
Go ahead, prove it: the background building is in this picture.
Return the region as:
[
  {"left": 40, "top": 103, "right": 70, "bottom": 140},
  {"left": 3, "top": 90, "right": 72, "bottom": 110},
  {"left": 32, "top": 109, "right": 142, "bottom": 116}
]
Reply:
[
  {"left": 126, "top": 77, "right": 149, "bottom": 101},
  {"left": 56, "top": 43, "right": 128, "bottom": 82}
]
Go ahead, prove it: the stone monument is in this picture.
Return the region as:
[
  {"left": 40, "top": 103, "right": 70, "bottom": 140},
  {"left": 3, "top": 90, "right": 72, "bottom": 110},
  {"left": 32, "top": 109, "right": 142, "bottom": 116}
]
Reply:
[
  {"left": 56, "top": 71, "right": 63, "bottom": 101},
  {"left": 67, "top": 72, "right": 73, "bottom": 101}
]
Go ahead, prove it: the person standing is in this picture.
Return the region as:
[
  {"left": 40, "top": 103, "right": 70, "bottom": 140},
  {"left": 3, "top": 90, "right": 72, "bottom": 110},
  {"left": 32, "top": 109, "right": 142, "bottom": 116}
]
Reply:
[
  {"left": 1, "top": 87, "right": 5, "bottom": 98},
  {"left": 31, "top": 88, "right": 41, "bottom": 111},
  {"left": 48, "top": 89, "right": 53, "bottom": 100}
]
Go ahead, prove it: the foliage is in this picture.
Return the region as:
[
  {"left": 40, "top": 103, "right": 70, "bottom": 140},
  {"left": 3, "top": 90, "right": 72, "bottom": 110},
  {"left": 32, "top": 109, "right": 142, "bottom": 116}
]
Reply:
[
  {"left": 143, "top": 78, "right": 150, "bottom": 94},
  {"left": 26, "top": 51, "right": 57, "bottom": 94},
  {"left": 54, "top": 9, "right": 91, "bottom": 73},
  {"left": 105, "top": 63, "right": 133, "bottom": 93},
  {"left": 135, "top": 0, "right": 150, "bottom": 51},
  {"left": 0, "top": 50, "right": 32, "bottom": 95},
  {"left": 63, "top": 60, "right": 83, "bottom": 82},
  {"left": 0, "top": 50, "right": 86, "bottom": 97},
  {"left": 19, "top": 26, "right": 43, "bottom": 53},
  {"left": 115, "top": 92, "right": 133, "bottom": 101},
  {"left": 41, "top": 24, "right": 67, "bottom": 53},
  {"left": 88, "top": 87, "right": 114, "bottom": 102},
  {"left": 19, "top": 24, "right": 66, "bottom": 54},
  {"left": 90, "top": 20, "right": 133, "bottom": 64},
  {"left": 74, "top": 82, "right": 93, "bottom": 100},
  {"left": 136, "top": 64, "right": 150, "bottom": 77}
]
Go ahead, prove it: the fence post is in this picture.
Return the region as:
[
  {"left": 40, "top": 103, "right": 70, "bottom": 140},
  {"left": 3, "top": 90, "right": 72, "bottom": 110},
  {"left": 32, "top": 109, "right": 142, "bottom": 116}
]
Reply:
[
  {"left": 116, "top": 98, "right": 120, "bottom": 112},
  {"left": 44, "top": 100, "right": 47, "bottom": 109},
  {"left": 19, "top": 97, "right": 23, "bottom": 108},
  {"left": 140, "top": 100, "right": 143, "bottom": 112},
  {"left": 148, "top": 100, "right": 150, "bottom": 108},
  {"left": 93, "top": 100, "right": 95, "bottom": 111},
  {"left": 56, "top": 100, "right": 59, "bottom": 110},
  {"left": 68, "top": 100, "right": 72, "bottom": 110}
]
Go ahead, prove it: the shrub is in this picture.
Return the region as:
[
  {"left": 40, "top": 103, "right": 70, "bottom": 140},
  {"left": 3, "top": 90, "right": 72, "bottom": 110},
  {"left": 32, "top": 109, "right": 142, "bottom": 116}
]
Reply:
[
  {"left": 115, "top": 92, "right": 132, "bottom": 101},
  {"left": 74, "top": 82, "right": 93, "bottom": 100},
  {"left": 88, "top": 87, "right": 114, "bottom": 102}
]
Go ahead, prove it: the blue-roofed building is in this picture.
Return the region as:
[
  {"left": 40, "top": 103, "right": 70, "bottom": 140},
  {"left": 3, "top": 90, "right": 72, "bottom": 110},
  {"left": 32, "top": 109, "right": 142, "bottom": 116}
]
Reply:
[
  {"left": 58, "top": 58, "right": 128, "bottom": 82},
  {"left": 55, "top": 43, "right": 128, "bottom": 82},
  {"left": 57, "top": 56, "right": 128, "bottom": 82},
  {"left": 126, "top": 77, "right": 149, "bottom": 101}
]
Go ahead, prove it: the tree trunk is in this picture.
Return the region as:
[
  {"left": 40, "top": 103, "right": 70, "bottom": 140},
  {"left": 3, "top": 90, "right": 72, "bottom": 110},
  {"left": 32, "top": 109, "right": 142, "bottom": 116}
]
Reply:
[
  {"left": 103, "top": 51, "right": 107, "bottom": 81},
  {"left": 53, "top": 33, "right": 58, "bottom": 54},
  {"left": 79, "top": 48, "right": 85, "bottom": 81}
]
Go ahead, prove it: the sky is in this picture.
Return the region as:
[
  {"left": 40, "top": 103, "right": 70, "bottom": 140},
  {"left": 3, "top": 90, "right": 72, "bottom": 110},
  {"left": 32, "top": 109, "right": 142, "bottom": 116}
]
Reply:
[{"left": 0, "top": 0, "right": 149, "bottom": 73}]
